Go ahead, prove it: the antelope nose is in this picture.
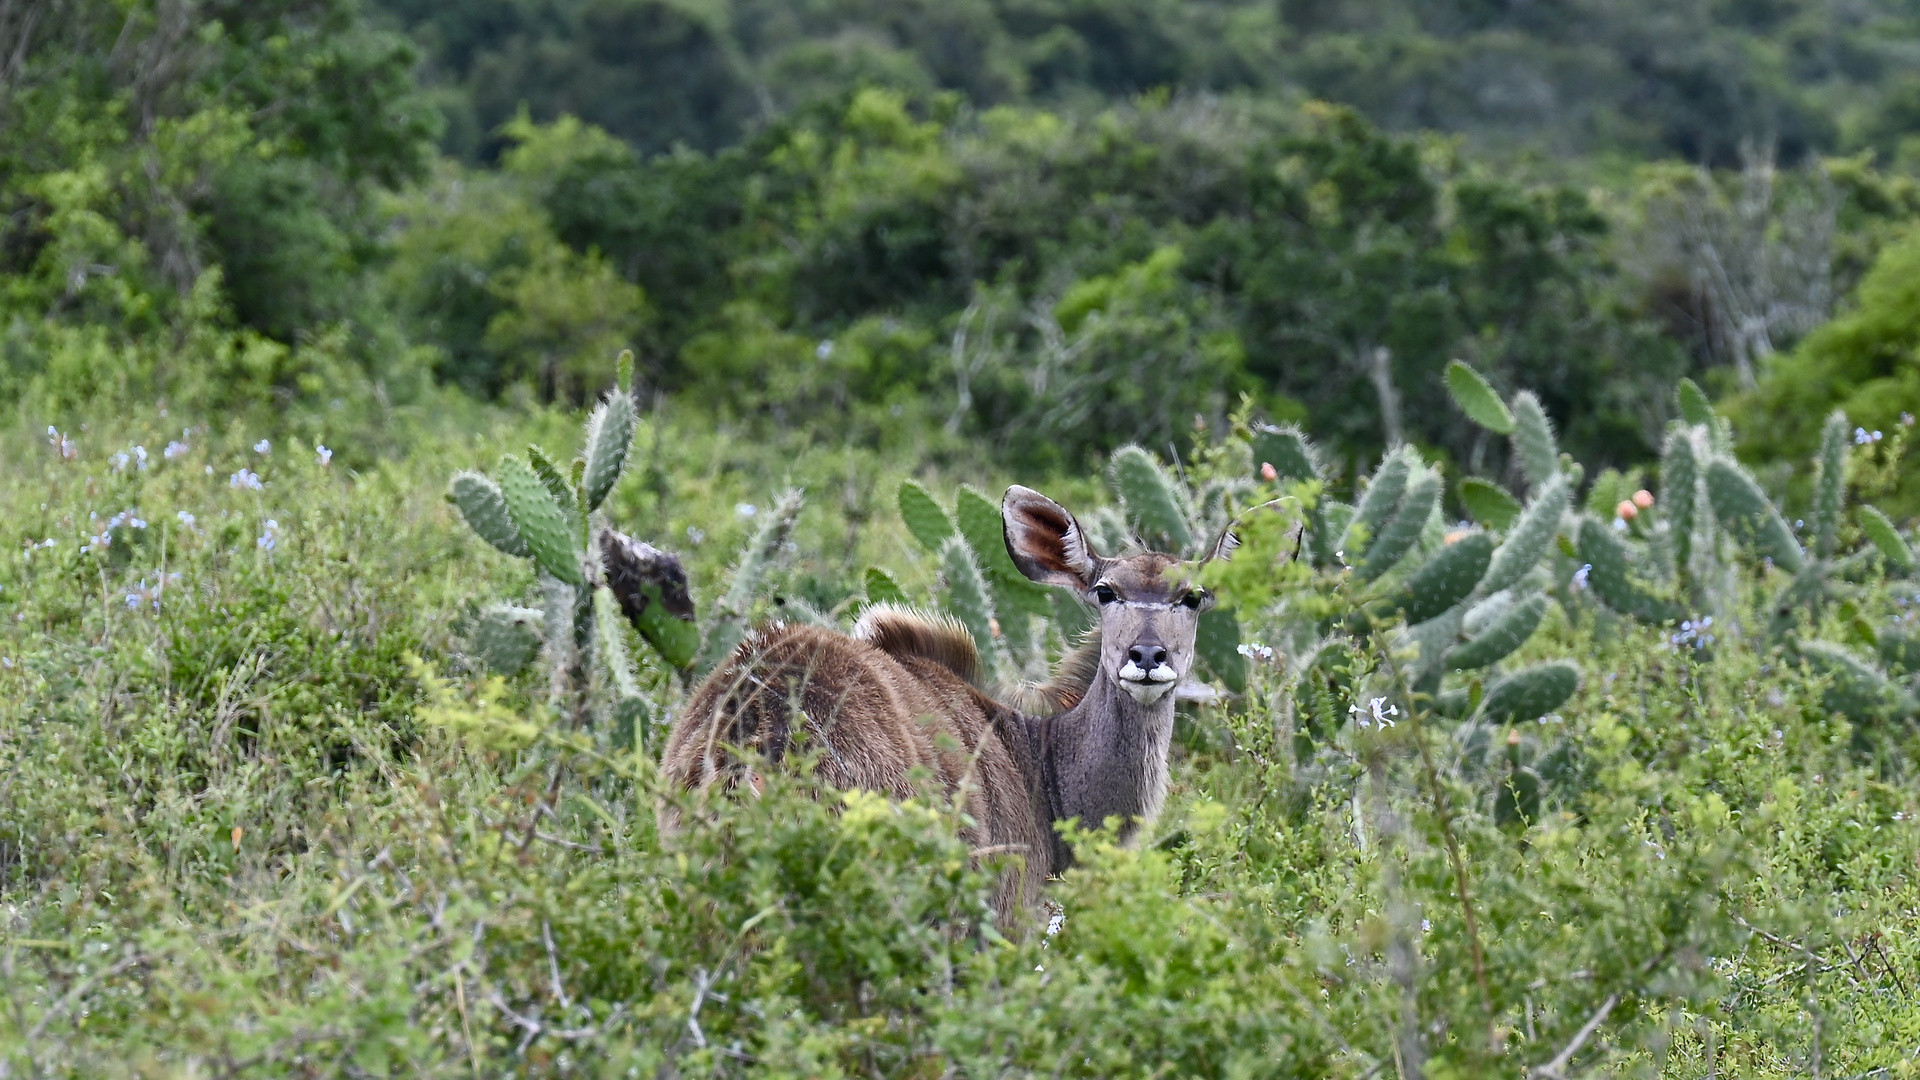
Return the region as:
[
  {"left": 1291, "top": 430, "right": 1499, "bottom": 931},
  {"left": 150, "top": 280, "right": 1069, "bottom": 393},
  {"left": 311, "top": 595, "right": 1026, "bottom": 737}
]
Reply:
[{"left": 1128, "top": 644, "right": 1169, "bottom": 669}]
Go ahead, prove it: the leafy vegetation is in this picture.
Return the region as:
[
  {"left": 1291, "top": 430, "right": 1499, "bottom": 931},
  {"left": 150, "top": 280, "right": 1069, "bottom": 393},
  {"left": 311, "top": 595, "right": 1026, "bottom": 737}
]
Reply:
[{"left": 12, "top": 0, "right": 1920, "bottom": 1075}]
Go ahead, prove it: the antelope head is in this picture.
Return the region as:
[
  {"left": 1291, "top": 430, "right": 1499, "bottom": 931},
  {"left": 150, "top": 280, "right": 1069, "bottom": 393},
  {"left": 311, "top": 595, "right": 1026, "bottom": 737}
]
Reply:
[{"left": 1003, "top": 485, "right": 1255, "bottom": 705}]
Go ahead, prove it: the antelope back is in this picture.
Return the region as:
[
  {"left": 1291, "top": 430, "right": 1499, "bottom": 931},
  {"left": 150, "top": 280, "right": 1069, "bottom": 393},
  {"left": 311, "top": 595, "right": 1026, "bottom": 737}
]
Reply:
[{"left": 659, "top": 621, "right": 1052, "bottom": 911}]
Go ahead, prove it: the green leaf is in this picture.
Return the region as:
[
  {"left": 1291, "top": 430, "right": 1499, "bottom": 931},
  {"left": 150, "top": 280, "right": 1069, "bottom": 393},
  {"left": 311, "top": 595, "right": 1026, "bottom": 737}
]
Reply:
[
  {"left": 1444, "top": 361, "right": 1515, "bottom": 434},
  {"left": 1459, "top": 478, "right": 1522, "bottom": 531},
  {"left": 1860, "top": 505, "right": 1915, "bottom": 572},
  {"left": 898, "top": 480, "right": 956, "bottom": 553}
]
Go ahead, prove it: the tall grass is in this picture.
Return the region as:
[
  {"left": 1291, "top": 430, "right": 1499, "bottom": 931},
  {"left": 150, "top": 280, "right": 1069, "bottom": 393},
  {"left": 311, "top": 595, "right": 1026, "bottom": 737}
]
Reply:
[{"left": 2, "top": 402, "right": 1919, "bottom": 1076}]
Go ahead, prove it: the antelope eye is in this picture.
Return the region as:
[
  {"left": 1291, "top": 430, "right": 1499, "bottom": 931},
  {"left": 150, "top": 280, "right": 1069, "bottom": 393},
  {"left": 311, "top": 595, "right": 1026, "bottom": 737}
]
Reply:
[
  {"left": 1181, "top": 589, "right": 1208, "bottom": 609},
  {"left": 1092, "top": 584, "right": 1118, "bottom": 605}
]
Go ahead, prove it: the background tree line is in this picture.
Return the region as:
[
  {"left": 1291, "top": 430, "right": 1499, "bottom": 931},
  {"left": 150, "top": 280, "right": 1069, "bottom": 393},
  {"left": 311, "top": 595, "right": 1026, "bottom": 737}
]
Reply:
[{"left": 8, "top": 0, "right": 1920, "bottom": 501}]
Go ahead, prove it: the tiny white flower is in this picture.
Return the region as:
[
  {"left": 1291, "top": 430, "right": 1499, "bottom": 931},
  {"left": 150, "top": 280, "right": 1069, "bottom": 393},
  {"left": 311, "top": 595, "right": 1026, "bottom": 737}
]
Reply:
[
  {"left": 257, "top": 519, "right": 280, "bottom": 551},
  {"left": 736, "top": 503, "right": 757, "bottom": 518},
  {"left": 315, "top": 445, "right": 332, "bottom": 466},
  {"left": 177, "top": 511, "right": 197, "bottom": 530},
  {"left": 164, "top": 440, "right": 189, "bottom": 460},
  {"left": 229, "top": 468, "right": 262, "bottom": 491},
  {"left": 253, "top": 439, "right": 271, "bottom": 454}
]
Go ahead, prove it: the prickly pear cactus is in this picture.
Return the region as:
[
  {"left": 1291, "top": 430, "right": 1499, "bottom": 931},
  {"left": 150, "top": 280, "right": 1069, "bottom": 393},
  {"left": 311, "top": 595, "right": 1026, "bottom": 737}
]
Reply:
[
  {"left": 496, "top": 455, "right": 584, "bottom": 587},
  {"left": 1110, "top": 445, "right": 1194, "bottom": 553},
  {"left": 451, "top": 472, "right": 530, "bottom": 558},
  {"left": 938, "top": 535, "right": 999, "bottom": 683}
]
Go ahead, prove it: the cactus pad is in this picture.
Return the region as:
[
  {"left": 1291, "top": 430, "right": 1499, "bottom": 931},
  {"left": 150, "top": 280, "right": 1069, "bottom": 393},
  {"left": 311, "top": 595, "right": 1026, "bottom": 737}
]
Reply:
[
  {"left": 1459, "top": 478, "right": 1522, "bottom": 531},
  {"left": 1704, "top": 457, "right": 1804, "bottom": 573},
  {"left": 1356, "top": 467, "right": 1438, "bottom": 583},
  {"left": 898, "top": 480, "right": 956, "bottom": 553},
  {"left": 1251, "top": 424, "right": 1320, "bottom": 483},
  {"left": 1577, "top": 517, "right": 1683, "bottom": 624},
  {"left": 1444, "top": 361, "right": 1516, "bottom": 434},
  {"left": 450, "top": 471, "right": 530, "bottom": 558},
  {"left": 583, "top": 390, "right": 638, "bottom": 512},
  {"left": 1859, "top": 505, "right": 1915, "bottom": 572},
  {"left": 1389, "top": 531, "right": 1494, "bottom": 625},
  {"left": 1481, "top": 475, "right": 1567, "bottom": 595},
  {"left": 1110, "top": 446, "right": 1194, "bottom": 553},
  {"left": 496, "top": 454, "right": 584, "bottom": 585},
  {"left": 1479, "top": 661, "right": 1579, "bottom": 724},
  {"left": 1510, "top": 392, "right": 1560, "bottom": 493},
  {"left": 1447, "top": 592, "right": 1548, "bottom": 670}
]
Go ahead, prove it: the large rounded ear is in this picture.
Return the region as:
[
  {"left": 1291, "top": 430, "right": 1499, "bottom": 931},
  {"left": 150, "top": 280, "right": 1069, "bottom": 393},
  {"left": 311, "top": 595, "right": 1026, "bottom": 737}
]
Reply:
[
  {"left": 1003, "top": 485, "right": 1102, "bottom": 589},
  {"left": 1203, "top": 498, "right": 1304, "bottom": 564}
]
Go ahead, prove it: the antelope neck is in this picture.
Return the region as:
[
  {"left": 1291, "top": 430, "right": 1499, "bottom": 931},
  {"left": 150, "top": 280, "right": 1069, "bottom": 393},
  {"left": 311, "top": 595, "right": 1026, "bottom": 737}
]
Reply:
[{"left": 1028, "top": 668, "right": 1176, "bottom": 872}]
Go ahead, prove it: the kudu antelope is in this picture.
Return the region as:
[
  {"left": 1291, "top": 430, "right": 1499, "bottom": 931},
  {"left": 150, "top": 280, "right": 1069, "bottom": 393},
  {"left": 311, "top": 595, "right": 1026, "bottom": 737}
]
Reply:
[{"left": 660, "top": 486, "right": 1283, "bottom": 919}]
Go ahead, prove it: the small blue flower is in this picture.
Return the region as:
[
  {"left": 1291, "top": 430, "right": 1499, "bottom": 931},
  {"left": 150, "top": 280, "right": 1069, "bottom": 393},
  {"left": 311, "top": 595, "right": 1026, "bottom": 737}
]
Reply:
[
  {"left": 253, "top": 439, "right": 271, "bottom": 454},
  {"left": 164, "top": 440, "right": 189, "bottom": 460},
  {"left": 257, "top": 519, "right": 280, "bottom": 551},
  {"left": 315, "top": 445, "right": 332, "bottom": 466},
  {"left": 230, "top": 468, "right": 262, "bottom": 491}
]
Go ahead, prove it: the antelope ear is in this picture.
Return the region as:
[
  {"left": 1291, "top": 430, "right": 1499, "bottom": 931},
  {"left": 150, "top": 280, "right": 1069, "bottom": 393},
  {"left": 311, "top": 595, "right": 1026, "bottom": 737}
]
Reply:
[
  {"left": 1204, "top": 498, "right": 1303, "bottom": 564},
  {"left": 1003, "top": 485, "right": 1102, "bottom": 589}
]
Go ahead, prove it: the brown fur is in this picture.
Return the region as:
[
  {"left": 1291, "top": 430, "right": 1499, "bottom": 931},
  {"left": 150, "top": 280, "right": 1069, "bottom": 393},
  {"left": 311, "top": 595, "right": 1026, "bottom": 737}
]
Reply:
[
  {"left": 658, "top": 486, "right": 1295, "bottom": 926},
  {"left": 852, "top": 604, "right": 982, "bottom": 687},
  {"left": 662, "top": 619, "right": 1050, "bottom": 916}
]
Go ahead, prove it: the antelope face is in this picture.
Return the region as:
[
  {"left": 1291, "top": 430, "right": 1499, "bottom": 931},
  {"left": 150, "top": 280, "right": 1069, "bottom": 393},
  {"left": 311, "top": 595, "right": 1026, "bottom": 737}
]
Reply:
[
  {"left": 1002, "top": 486, "right": 1237, "bottom": 706},
  {"left": 1085, "top": 554, "right": 1212, "bottom": 703}
]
